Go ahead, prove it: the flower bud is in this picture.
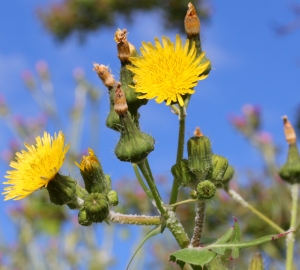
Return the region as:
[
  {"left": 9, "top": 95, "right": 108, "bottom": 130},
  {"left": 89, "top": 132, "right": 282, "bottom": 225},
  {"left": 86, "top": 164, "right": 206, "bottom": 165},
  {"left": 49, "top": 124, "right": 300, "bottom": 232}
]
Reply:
[
  {"left": 84, "top": 193, "right": 109, "bottom": 223},
  {"left": 190, "top": 190, "right": 198, "bottom": 199},
  {"left": 221, "top": 165, "right": 235, "bottom": 189},
  {"left": 93, "top": 64, "right": 116, "bottom": 89},
  {"left": 115, "top": 29, "right": 131, "bottom": 62},
  {"left": 210, "top": 155, "right": 229, "bottom": 185},
  {"left": 248, "top": 253, "right": 264, "bottom": 270},
  {"left": 279, "top": 143, "right": 300, "bottom": 184},
  {"left": 114, "top": 87, "right": 154, "bottom": 163},
  {"left": 76, "top": 149, "right": 110, "bottom": 194},
  {"left": 187, "top": 128, "right": 212, "bottom": 181},
  {"left": 196, "top": 180, "right": 216, "bottom": 199},
  {"left": 107, "top": 190, "right": 119, "bottom": 206},
  {"left": 171, "top": 159, "right": 192, "bottom": 187},
  {"left": 46, "top": 173, "right": 77, "bottom": 205},
  {"left": 184, "top": 2, "right": 200, "bottom": 36},
  {"left": 185, "top": 3, "right": 211, "bottom": 76},
  {"left": 78, "top": 207, "right": 92, "bottom": 226}
]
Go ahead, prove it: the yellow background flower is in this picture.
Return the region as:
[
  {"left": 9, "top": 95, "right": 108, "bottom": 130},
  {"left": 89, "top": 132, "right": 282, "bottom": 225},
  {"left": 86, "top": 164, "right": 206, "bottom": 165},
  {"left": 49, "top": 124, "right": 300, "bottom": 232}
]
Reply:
[
  {"left": 127, "top": 34, "right": 210, "bottom": 106},
  {"left": 2, "top": 131, "right": 70, "bottom": 201}
]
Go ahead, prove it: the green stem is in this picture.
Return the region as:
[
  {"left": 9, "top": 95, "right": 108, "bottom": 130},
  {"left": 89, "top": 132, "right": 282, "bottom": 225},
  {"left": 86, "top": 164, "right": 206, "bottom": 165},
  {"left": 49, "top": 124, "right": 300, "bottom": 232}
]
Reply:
[
  {"left": 286, "top": 184, "right": 299, "bottom": 270},
  {"left": 132, "top": 163, "right": 153, "bottom": 200},
  {"left": 190, "top": 200, "right": 206, "bottom": 247},
  {"left": 138, "top": 159, "right": 190, "bottom": 248},
  {"left": 137, "top": 160, "right": 165, "bottom": 214},
  {"left": 228, "top": 189, "right": 285, "bottom": 234},
  {"left": 108, "top": 211, "right": 161, "bottom": 226},
  {"left": 167, "top": 199, "right": 198, "bottom": 207},
  {"left": 169, "top": 106, "right": 186, "bottom": 205}
]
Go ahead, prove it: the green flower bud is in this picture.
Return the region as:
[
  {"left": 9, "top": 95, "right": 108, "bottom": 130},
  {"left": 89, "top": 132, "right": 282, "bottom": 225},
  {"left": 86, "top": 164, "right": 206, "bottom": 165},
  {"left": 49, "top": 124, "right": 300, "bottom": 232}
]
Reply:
[
  {"left": 107, "top": 190, "right": 119, "bottom": 206},
  {"left": 279, "top": 143, "right": 300, "bottom": 184},
  {"left": 78, "top": 207, "right": 92, "bottom": 226},
  {"left": 210, "top": 155, "right": 229, "bottom": 185},
  {"left": 187, "top": 131, "right": 212, "bottom": 181},
  {"left": 248, "top": 253, "right": 264, "bottom": 270},
  {"left": 171, "top": 159, "right": 192, "bottom": 187},
  {"left": 75, "top": 148, "right": 110, "bottom": 195},
  {"left": 196, "top": 180, "right": 216, "bottom": 199},
  {"left": 114, "top": 84, "right": 154, "bottom": 163},
  {"left": 190, "top": 190, "right": 198, "bottom": 199},
  {"left": 67, "top": 184, "right": 89, "bottom": 209},
  {"left": 84, "top": 193, "right": 109, "bottom": 223},
  {"left": 47, "top": 173, "right": 77, "bottom": 205},
  {"left": 222, "top": 165, "right": 234, "bottom": 185}
]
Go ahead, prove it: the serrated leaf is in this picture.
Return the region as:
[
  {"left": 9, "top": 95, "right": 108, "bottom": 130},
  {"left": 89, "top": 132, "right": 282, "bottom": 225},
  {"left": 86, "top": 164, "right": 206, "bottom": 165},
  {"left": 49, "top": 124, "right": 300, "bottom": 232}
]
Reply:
[
  {"left": 170, "top": 217, "right": 293, "bottom": 268},
  {"left": 126, "top": 225, "right": 161, "bottom": 270}
]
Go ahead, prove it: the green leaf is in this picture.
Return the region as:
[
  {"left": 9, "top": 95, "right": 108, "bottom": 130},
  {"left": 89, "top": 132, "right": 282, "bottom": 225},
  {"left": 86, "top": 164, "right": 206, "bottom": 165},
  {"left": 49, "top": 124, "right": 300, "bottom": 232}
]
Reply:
[
  {"left": 126, "top": 225, "right": 162, "bottom": 270},
  {"left": 170, "top": 217, "right": 293, "bottom": 268}
]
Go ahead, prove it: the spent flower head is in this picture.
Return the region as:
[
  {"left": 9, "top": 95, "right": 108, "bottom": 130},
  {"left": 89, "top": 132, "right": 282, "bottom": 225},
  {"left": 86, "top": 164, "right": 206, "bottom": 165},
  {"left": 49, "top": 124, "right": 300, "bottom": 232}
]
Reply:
[
  {"left": 3, "top": 131, "right": 69, "bottom": 200},
  {"left": 127, "top": 34, "right": 210, "bottom": 106}
]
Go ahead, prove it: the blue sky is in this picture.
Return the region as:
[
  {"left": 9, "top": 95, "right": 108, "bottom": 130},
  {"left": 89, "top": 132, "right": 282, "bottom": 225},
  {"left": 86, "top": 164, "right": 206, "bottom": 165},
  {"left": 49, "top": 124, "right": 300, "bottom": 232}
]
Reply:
[{"left": 1, "top": 0, "right": 300, "bottom": 269}]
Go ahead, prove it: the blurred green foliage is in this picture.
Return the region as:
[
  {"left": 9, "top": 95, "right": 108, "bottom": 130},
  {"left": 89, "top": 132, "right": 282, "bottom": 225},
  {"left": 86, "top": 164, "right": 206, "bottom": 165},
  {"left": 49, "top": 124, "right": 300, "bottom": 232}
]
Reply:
[{"left": 37, "top": 0, "right": 210, "bottom": 41}]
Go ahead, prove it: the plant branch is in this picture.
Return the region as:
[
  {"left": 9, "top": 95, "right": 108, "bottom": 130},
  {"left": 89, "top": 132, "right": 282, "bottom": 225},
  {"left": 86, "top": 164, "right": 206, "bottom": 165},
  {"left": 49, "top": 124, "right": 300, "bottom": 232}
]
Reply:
[
  {"left": 190, "top": 200, "right": 206, "bottom": 247},
  {"left": 108, "top": 211, "right": 161, "bottom": 226},
  {"left": 132, "top": 163, "right": 153, "bottom": 200},
  {"left": 286, "top": 183, "right": 299, "bottom": 270},
  {"left": 228, "top": 189, "right": 285, "bottom": 233},
  {"left": 169, "top": 106, "right": 186, "bottom": 205}
]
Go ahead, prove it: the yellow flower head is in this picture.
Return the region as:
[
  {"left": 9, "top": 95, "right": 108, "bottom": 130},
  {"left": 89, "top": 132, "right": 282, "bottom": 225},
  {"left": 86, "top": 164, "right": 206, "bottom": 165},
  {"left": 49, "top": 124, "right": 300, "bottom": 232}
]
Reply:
[
  {"left": 75, "top": 148, "right": 100, "bottom": 172},
  {"left": 127, "top": 34, "right": 210, "bottom": 106},
  {"left": 3, "top": 131, "right": 70, "bottom": 201}
]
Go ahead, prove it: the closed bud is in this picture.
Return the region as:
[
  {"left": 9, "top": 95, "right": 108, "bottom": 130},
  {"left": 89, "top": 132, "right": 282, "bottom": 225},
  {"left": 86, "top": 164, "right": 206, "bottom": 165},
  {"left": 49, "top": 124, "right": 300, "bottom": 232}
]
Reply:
[
  {"left": 171, "top": 159, "right": 192, "bottom": 187},
  {"left": 190, "top": 190, "right": 198, "bottom": 199},
  {"left": 185, "top": 3, "right": 211, "bottom": 76},
  {"left": 107, "top": 190, "right": 119, "bottom": 206},
  {"left": 187, "top": 129, "right": 212, "bottom": 181},
  {"left": 220, "top": 165, "right": 235, "bottom": 189},
  {"left": 279, "top": 143, "right": 300, "bottom": 184},
  {"left": 47, "top": 173, "right": 77, "bottom": 205},
  {"left": 196, "top": 180, "right": 216, "bottom": 199},
  {"left": 248, "top": 253, "right": 264, "bottom": 270},
  {"left": 210, "top": 155, "right": 229, "bottom": 185},
  {"left": 184, "top": 2, "right": 200, "bottom": 36},
  {"left": 115, "top": 110, "right": 154, "bottom": 163},
  {"left": 84, "top": 193, "right": 109, "bottom": 223},
  {"left": 115, "top": 29, "right": 130, "bottom": 62},
  {"left": 76, "top": 148, "right": 110, "bottom": 195},
  {"left": 78, "top": 207, "right": 92, "bottom": 226},
  {"left": 93, "top": 63, "right": 116, "bottom": 89}
]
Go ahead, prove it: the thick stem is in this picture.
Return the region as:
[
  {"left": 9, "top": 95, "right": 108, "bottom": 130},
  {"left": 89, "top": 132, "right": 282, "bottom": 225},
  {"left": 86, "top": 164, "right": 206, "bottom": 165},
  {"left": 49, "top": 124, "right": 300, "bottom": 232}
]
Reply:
[
  {"left": 286, "top": 184, "right": 299, "bottom": 270},
  {"left": 169, "top": 106, "right": 186, "bottom": 205},
  {"left": 190, "top": 200, "right": 206, "bottom": 247},
  {"left": 138, "top": 159, "right": 190, "bottom": 248},
  {"left": 108, "top": 211, "right": 161, "bottom": 226},
  {"left": 228, "top": 189, "right": 284, "bottom": 233}
]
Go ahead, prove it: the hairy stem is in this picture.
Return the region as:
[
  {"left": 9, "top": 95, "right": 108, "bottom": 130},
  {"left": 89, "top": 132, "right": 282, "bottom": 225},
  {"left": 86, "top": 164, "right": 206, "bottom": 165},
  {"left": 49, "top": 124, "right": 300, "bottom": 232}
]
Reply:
[
  {"left": 108, "top": 211, "right": 161, "bottom": 225},
  {"left": 169, "top": 106, "right": 186, "bottom": 205},
  {"left": 190, "top": 200, "right": 206, "bottom": 247},
  {"left": 286, "top": 184, "right": 299, "bottom": 270},
  {"left": 228, "top": 189, "right": 284, "bottom": 233}
]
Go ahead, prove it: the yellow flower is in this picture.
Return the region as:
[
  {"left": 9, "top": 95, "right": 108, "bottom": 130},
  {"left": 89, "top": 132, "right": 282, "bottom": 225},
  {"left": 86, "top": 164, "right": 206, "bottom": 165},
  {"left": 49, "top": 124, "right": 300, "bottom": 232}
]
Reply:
[
  {"left": 3, "top": 131, "right": 70, "bottom": 201},
  {"left": 127, "top": 34, "right": 210, "bottom": 106}
]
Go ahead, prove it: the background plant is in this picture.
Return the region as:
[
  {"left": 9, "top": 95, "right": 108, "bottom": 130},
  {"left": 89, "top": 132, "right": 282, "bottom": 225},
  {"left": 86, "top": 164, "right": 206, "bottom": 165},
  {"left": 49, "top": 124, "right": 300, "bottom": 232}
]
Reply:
[{"left": 0, "top": 0, "right": 300, "bottom": 270}]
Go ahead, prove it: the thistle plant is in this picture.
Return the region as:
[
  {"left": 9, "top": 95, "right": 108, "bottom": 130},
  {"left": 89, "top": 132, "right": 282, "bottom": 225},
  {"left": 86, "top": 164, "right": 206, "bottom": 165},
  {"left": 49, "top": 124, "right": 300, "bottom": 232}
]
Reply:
[{"left": 2, "top": 2, "right": 299, "bottom": 269}]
